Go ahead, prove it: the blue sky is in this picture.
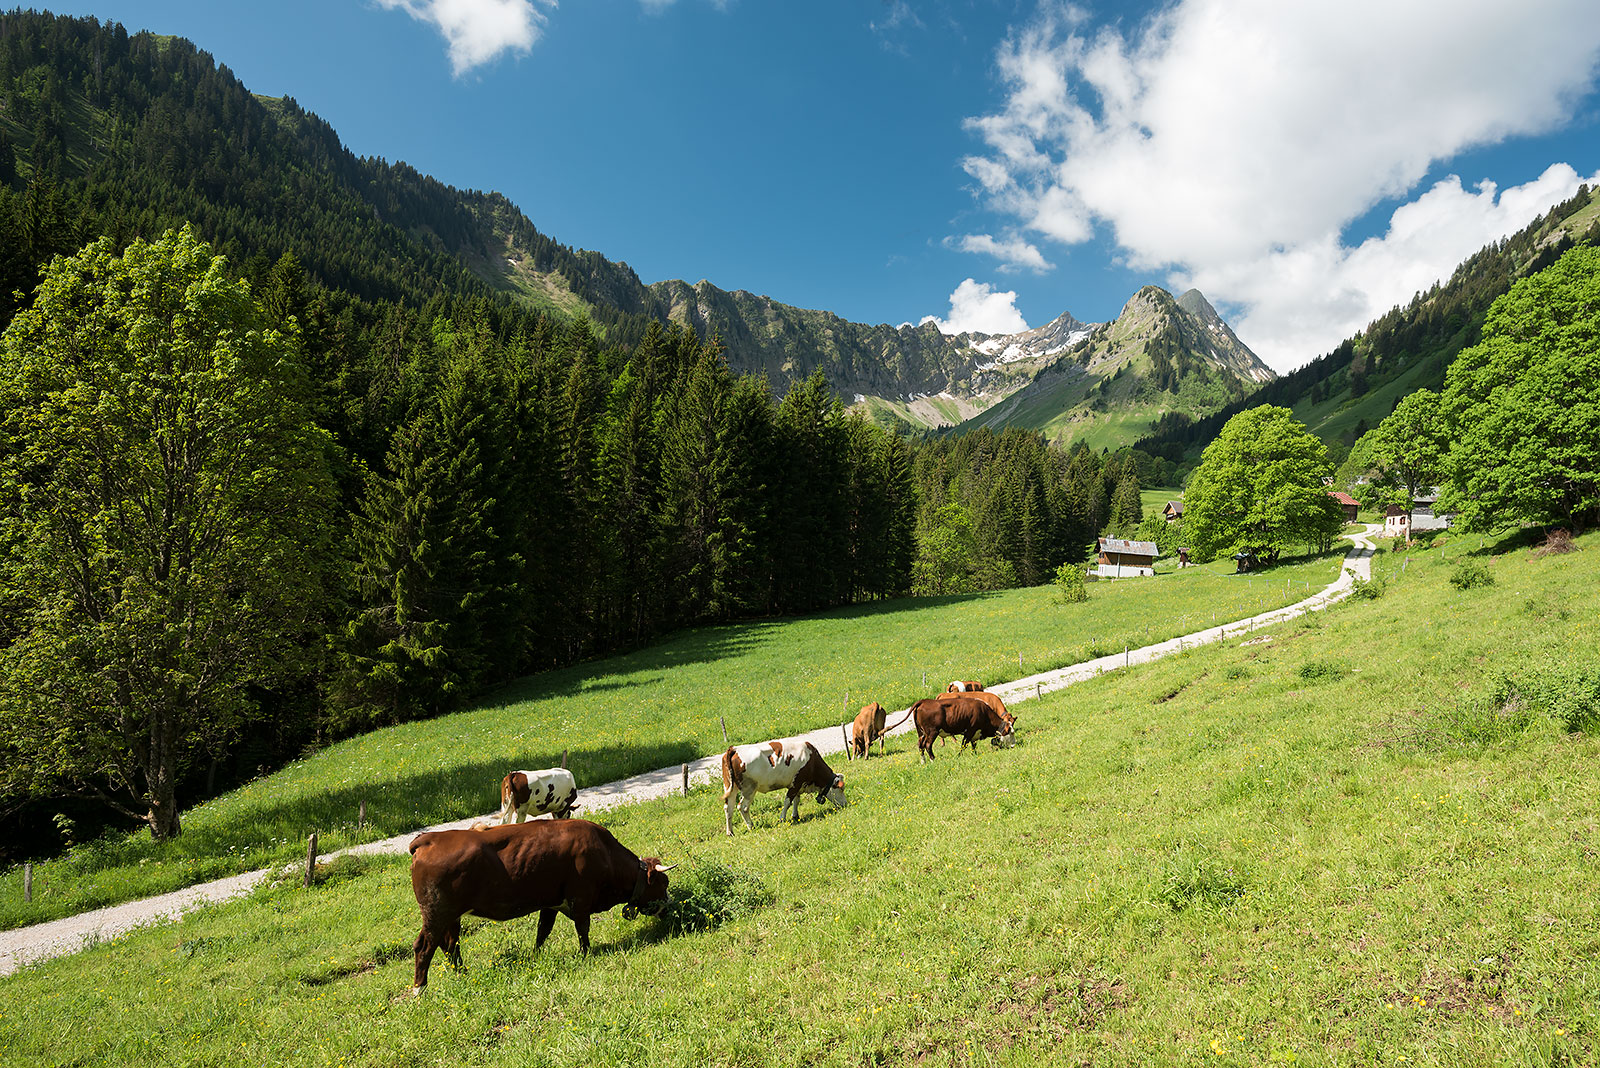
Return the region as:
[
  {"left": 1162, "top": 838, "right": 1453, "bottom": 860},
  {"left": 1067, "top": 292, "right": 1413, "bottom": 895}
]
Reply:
[{"left": 42, "top": 0, "right": 1600, "bottom": 371}]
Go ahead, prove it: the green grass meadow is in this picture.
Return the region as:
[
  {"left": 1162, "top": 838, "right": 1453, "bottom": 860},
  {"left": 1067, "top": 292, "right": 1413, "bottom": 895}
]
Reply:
[
  {"left": 0, "top": 551, "right": 1342, "bottom": 928},
  {"left": 4, "top": 530, "right": 1598, "bottom": 1066}
]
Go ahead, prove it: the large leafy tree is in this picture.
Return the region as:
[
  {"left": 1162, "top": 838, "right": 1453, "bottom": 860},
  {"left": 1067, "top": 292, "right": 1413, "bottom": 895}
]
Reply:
[
  {"left": 1369, "top": 389, "right": 1448, "bottom": 527},
  {"left": 1441, "top": 245, "right": 1600, "bottom": 532},
  {"left": 1184, "top": 405, "right": 1344, "bottom": 561},
  {"left": 0, "top": 227, "right": 337, "bottom": 839}
]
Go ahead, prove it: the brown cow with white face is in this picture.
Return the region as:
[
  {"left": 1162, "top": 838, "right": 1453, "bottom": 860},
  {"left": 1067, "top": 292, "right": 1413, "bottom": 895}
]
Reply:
[
  {"left": 721, "top": 740, "right": 846, "bottom": 835},
  {"left": 407, "top": 819, "right": 672, "bottom": 990},
  {"left": 946, "top": 680, "right": 984, "bottom": 693},
  {"left": 911, "top": 696, "right": 1015, "bottom": 761},
  {"left": 851, "top": 702, "right": 888, "bottom": 759}
]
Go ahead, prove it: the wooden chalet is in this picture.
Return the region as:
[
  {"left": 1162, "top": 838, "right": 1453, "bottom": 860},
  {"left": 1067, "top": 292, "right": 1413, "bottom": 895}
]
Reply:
[
  {"left": 1328, "top": 490, "right": 1359, "bottom": 522},
  {"left": 1096, "top": 537, "right": 1158, "bottom": 579},
  {"left": 1162, "top": 500, "right": 1185, "bottom": 522}
]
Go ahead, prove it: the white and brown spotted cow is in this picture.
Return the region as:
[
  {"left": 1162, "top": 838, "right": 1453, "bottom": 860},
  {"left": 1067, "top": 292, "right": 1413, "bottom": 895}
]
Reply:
[
  {"left": 499, "top": 768, "right": 579, "bottom": 824},
  {"left": 721, "top": 740, "right": 846, "bottom": 835},
  {"left": 946, "top": 680, "right": 984, "bottom": 693}
]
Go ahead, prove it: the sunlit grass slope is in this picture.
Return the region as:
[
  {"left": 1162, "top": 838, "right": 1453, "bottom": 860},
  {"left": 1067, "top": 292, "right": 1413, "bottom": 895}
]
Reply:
[
  {"left": 0, "top": 553, "right": 1343, "bottom": 927},
  {"left": 2, "top": 530, "right": 1595, "bottom": 1066}
]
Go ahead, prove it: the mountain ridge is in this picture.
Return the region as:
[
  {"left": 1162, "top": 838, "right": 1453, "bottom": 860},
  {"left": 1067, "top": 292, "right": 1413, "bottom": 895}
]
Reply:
[{"left": 0, "top": 9, "right": 1272, "bottom": 449}]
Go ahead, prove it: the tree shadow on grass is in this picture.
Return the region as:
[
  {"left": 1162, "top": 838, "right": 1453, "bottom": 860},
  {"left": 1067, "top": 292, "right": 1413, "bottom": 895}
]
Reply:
[{"left": 477, "top": 591, "right": 1011, "bottom": 712}]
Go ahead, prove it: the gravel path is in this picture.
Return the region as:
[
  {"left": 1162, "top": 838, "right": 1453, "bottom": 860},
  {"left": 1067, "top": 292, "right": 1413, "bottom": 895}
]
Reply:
[{"left": 0, "top": 526, "right": 1378, "bottom": 976}]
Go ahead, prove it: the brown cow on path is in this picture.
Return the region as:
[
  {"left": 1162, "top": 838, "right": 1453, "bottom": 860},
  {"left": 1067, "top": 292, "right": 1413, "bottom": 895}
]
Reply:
[
  {"left": 946, "top": 680, "right": 984, "bottom": 693},
  {"left": 408, "top": 819, "right": 672, "bottom": 990},
  {"left": 911, "top": 696, "right": 1015, "bottom": 762},
  {"left": 722, "top": 740, "right": 846, "bottom": 835},
  {"left": 851, "top": 702, "right": 889, "bottom": 759}
]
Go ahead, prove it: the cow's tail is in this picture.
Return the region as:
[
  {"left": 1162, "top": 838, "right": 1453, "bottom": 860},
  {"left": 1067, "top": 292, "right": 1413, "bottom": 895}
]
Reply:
[
  {"left": 882, "top": 706, "right": 916, "bottom": 735},
  {"left": 720, "top": 747, "right": 736, "bottom": 791}
]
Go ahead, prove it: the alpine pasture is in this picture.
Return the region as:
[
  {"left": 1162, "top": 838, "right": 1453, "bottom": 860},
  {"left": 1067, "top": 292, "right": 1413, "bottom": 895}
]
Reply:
[
  {"left": 2, "top": 532, "right": 1598, "bottom": 1067},
  {"left": 0, "top": 550, "right": 1339, "bottom": 928}
]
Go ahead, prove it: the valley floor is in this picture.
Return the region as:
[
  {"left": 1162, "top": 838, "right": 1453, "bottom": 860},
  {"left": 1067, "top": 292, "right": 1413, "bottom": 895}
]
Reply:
[{"left": 0, "top": 528, "right": 1377, "bottom": 977}]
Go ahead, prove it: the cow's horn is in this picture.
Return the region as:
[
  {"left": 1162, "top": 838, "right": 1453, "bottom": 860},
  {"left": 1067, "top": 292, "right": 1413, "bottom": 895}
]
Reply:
[{"left": 653, "top": 862, "right": 677, "bottom": 872}]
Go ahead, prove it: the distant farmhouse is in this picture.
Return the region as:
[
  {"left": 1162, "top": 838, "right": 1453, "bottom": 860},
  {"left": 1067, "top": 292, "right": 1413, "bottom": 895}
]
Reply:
[
  {"left": 1162, "top": 500, "right": 1185, "bottom": 523},
  {"left": 1328, "top": 490, "right": 1359, "bottom": 523},
  {"left": 1097, "top": 537, "right": 1158, "bottom": 579},
  {"left": 1384, "top": 493, "right": 1453, "bottom": 539}
]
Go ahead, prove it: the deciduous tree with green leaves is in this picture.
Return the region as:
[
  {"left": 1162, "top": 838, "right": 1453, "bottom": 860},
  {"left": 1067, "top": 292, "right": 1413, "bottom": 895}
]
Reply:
[
  {"left": 1183, "top": 405, "right": 1344, "bottom": 562},
  {"left": 0, "top": 227, "right": 337, "bottom": 839},
  {"left": 1369, "top": 389, "right": 1448, "bottom": 529},
  {"left": 1440, "top": 245, "right": 1600, "bottom": 532}
]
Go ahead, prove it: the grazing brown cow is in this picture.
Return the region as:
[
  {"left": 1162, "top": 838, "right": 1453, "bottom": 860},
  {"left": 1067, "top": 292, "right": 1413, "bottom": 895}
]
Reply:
[
  {"left": 851, "top": 702, "right": 889, "bottom": 759},
  {"left": 722, "top": 740, "right": 847, "bottom": 835},
  {"left": 946, "top": 680, "right": 985, "bottom": 693},
  {"left": 927, "top": 689, "right": 1015, "bottom": 731},
  {"left": 911, "top": 696, "right": 1015, "bottom": 761},
  {"left": 407, "top": 818, "right": 672, "bottom": 990}
]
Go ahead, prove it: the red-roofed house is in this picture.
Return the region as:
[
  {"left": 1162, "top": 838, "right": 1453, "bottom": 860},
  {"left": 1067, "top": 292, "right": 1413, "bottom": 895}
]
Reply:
[{"left": 1328, "top": 491, "right": 1359, "bottom": 522}]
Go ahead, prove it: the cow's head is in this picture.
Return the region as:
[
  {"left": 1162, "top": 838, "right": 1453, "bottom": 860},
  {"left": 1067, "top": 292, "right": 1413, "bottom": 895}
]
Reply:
[
  {"left": 621, "top": 858, "right": 675, "bottom": 919},
  {"left": 818, "top": 773, "right": 847, "bottom": 809},
  {"left": 991, "top": 725, "right": 1017, "bottom": 749}
]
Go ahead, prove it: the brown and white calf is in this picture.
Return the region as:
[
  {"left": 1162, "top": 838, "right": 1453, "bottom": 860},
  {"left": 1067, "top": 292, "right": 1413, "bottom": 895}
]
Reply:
[
  {"left": 946, "top": 680, "right": 985, "bottom": 693},
  {"left": 851, "top": 702, "right": 889, "bottom": 759},
  {"left": 721, "top": 740, "right": 846, "bottom": 835},
  {"left": 499, "top": 768, "right": 579, "bottom": 824}
]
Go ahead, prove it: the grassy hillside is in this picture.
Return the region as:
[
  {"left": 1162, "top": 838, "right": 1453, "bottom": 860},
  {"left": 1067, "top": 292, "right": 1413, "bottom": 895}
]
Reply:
[
  {"left": 0, "top": 553, "right": 1344, "bottom": 929},
  {"left": 1, "top": 530, "right": 1595, "bottom": 1066}
]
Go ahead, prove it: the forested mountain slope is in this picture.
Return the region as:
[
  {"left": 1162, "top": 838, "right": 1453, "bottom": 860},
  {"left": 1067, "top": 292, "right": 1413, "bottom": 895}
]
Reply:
[
  {"left": 1135, "top": 185, "right": 1600, "bottom": 461},
  {"left": 0, "top": 10, "right": 1268, "bottom": 443}
]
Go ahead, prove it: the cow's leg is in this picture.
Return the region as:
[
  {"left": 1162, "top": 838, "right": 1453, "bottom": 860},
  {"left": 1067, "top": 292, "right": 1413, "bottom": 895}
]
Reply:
[
  {"left": 739, "top": 788, "right": 757, "bottom": 830},
  {"left": 534, "top": 908, "right": 558, "bottom": 949},
  {"left": 443, "top": 916, "right": 463, "bottom": 971},
  {"left": 573, "top": 913, "right": 592, "bottom": 955},
  {"left": 723, "top": 788, "right": 737, "bottom": 836},
  {"left": 413, "top": 926, "right": 437, "bottom": 989}
]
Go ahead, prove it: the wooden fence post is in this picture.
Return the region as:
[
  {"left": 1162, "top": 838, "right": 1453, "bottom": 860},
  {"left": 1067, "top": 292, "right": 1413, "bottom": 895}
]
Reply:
[
  {"left": 304, "top": 833, "right": 318, "bottom": 889},
  {"left": 720, "top": 716, "right": 728, "bottom": 744},
  {"left": 561, "top": 749, "right": 568, "bottom": 769},
  {"left": 358, "top": 799, "right": 366, "bottom": 828},
  {"left": 681, "top": 763, "right": 689, "bottom": 796},
  {"left": 23, "top": 862, "right": 31, "bottom": 903}
]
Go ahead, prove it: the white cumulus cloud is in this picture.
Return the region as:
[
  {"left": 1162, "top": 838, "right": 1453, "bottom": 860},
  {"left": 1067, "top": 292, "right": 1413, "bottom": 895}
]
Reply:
[
  {"left": 376, "top": 0, "right": 555, "bottom": 75},
  {"left": 959, "top": 0, "right": 1600, "bottom": 370},
  {"left": 921, "top": 279, "right": 1031, "bottom": 336},
  {"left": 955, "top": 233, "right": 1055, "bottom": 273}
]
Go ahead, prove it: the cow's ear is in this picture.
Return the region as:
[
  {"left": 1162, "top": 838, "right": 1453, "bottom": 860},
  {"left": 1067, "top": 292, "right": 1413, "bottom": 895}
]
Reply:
[{"left": 834, "top": 775, "right": 844, "bottom": 788}]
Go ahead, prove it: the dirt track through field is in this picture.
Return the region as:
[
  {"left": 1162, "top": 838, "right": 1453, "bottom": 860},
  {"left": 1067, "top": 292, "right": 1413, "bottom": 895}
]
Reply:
[{"left": 0, "top": 527, "right": 1378, "bottom": 976}]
